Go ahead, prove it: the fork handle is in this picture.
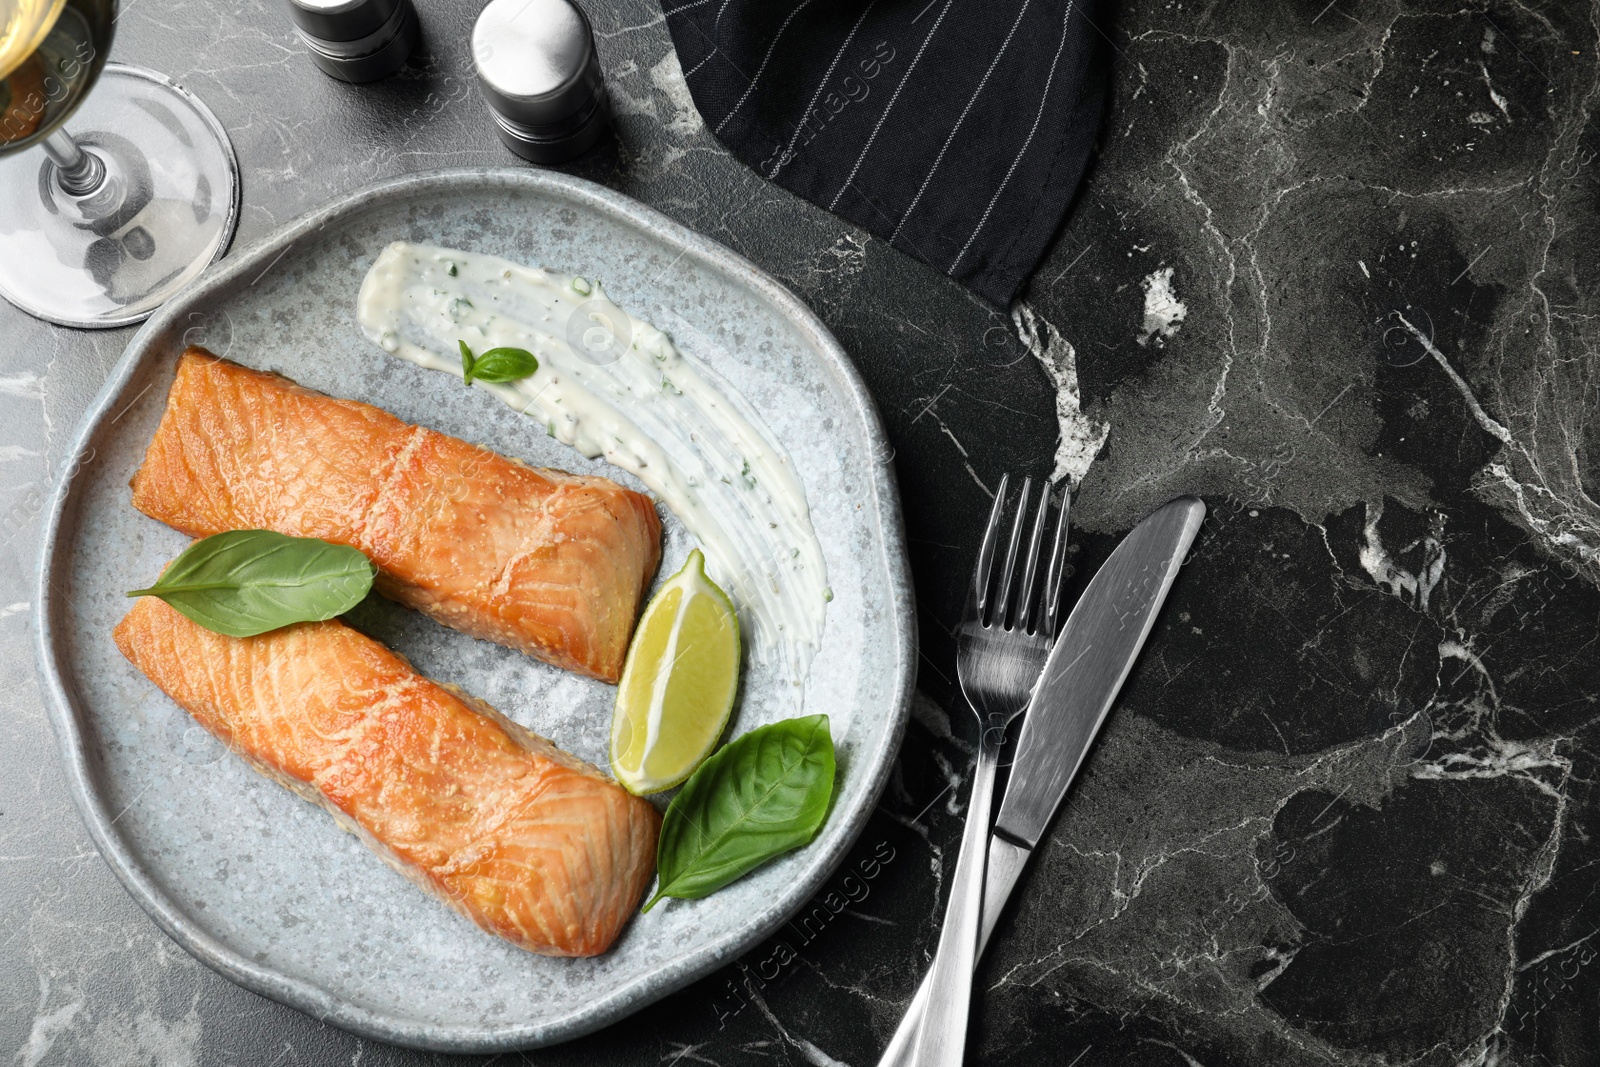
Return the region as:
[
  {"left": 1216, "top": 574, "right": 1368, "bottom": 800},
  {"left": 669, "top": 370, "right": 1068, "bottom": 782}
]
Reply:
[
  {"left": 898, "top": 741, "right": 1000, "bottom": 1067},
  {"left": 876, "top": 834, "right": 1031, "bottom": 1067}
]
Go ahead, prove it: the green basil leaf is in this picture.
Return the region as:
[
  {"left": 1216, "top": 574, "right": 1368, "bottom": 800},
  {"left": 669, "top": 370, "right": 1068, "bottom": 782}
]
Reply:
[
  {"left": 459, "top": 340, "right": 477, "bottom": 382},
  {"left": 464, "top": 346, "right": 538, "bottom": 384},
  {"left": 643, "top": 714, "right": 835, "bottom": 912},
  {"left": 127, "top": 530, "right": 376, "bottom": 638}
]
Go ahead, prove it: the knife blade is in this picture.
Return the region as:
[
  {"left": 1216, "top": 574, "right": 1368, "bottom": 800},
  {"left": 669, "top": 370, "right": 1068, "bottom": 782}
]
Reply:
[
  {"left": 994, "top": 494, "right": 1206, "bottom": 848},
  {"left": 877, "top": 495, "right": 1205, "bottom": 1067}
]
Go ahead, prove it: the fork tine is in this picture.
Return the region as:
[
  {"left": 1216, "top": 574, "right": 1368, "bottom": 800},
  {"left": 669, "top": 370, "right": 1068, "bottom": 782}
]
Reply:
[
  {"left": 1040, "top": 483, "right": 1073, "bottom": 633},
  {"left": 992, "top": 476, "right": 1032, "bottom": 627},
  {"left": 1016, "top": 484, "right": 1053, "bottom": 632},
  {"left": 972, "top": 473, "right": 1010, "bottom": 615}
]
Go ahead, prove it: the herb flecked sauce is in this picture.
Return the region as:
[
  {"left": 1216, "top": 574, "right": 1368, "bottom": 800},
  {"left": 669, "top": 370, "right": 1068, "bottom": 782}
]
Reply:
[{"left": 357, "top": 241, "right": 830, "bottom": 683}]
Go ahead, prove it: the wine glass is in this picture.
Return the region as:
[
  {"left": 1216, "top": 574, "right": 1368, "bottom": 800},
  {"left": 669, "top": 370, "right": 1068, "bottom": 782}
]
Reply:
[{"left": 0, "top": 0, "right": 239, "bottom": 328}]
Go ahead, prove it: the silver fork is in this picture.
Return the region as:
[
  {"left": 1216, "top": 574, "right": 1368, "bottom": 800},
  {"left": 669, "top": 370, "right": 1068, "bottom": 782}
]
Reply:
[{"left": 892, "top": 474, "right": 1069, "bottom": 1067}]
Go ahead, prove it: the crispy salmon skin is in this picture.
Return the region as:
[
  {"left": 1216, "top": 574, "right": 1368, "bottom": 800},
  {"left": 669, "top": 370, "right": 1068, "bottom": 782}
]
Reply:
[
  {"left": 115, "top": 594, "right": 660, "bottom": 957},
  {"left": 129, "top": 348, "right": 662, "bottom": 682}
]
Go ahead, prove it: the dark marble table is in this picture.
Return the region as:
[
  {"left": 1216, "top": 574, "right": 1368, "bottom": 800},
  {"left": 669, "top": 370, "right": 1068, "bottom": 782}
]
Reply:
[{"left": 5, "top": 0, "right": 1599, "bottom": 1064}]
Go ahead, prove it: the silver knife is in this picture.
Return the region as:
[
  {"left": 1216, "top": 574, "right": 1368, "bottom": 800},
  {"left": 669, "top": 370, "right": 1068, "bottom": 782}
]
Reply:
[{"left": 879, "top": 495, "right": 1205, "bottom": 1067}]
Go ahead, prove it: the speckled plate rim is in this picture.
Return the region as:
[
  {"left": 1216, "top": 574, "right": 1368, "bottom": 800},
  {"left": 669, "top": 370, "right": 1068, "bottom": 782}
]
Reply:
[{"left": 33, "top": 166, "right": 916, "bottom": 1053}]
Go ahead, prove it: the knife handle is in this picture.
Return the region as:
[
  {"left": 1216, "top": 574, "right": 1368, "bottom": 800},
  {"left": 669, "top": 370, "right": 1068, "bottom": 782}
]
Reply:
[{"left": 876, "top": 835, "right": 1031, "bottom": 1067}]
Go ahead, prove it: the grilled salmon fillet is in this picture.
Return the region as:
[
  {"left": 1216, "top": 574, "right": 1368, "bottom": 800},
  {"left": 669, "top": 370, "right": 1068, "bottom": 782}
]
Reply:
[
  {"left": 129, "top": 348, "right": 662, "bottom": 683},
  {"left": 115, "top": 594, "right": 660, "bottom": 957}
]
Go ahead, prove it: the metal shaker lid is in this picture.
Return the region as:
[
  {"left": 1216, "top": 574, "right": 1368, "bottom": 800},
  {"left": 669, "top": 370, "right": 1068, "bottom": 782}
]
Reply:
[
  {"left": 472, "top": 0, "right": 604, "bottom": 128},
  {"left": 286, "top": 0, "right": 407, "bottom": 43}
]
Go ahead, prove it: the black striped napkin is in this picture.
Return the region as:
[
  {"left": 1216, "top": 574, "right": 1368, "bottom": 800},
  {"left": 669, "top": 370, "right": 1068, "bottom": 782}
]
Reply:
[{"left": 660, "top": 0, "right": 1107, "bottom": 305}]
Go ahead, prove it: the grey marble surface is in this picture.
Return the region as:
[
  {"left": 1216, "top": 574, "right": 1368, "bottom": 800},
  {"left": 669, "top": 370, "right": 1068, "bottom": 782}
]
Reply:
[{"left": 5, "top": 0, "right": 1600, "bottom": 1065}]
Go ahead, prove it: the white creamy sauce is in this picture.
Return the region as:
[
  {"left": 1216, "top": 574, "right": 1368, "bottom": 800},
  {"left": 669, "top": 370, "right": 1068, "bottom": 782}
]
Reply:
[{"left": 356, "top": 241, "right": 829, "bottom": 683}]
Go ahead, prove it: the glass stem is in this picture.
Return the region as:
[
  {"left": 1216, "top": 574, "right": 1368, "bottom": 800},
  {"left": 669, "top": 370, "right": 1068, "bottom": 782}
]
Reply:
[{"left": 41, "top": 129, "right": 106, "bottom": 197}]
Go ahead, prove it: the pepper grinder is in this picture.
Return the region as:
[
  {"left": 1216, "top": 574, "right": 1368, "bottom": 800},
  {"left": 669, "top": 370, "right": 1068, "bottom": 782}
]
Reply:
[
  {"left": 472, "top": 0, "right": 611, "bottom": 164},
  {"left": 286, "top": 0, "right": 419, "bottom": 84}
]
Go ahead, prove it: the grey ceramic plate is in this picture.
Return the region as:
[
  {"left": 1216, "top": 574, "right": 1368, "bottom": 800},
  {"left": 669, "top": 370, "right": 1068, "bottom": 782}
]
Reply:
[{"left": 33, "top": 168, "right": 914, "bottom": 1052}]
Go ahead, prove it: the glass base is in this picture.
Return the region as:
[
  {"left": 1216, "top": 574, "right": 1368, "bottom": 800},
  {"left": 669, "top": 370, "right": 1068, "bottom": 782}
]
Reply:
[{"left": 0, "top": 63, "right": 241, "bottom": 329}]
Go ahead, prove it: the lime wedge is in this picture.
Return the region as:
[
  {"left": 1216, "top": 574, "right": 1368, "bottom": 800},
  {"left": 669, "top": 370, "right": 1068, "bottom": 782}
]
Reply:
[{"left": 611, "top": 549, "right": 741, "bottom": 795}]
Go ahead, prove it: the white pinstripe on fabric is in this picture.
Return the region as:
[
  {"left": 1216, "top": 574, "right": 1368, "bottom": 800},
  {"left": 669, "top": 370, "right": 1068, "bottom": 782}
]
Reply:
[
  {"left": 714, "top": 0, "right": 816, "bottom": 135},
  {"left": 889, "top": 0, "right": 1032, "bottom": 244},
  {"left": 682, "top": 0, "right": 737, "bottom": 79},
  {"left": 662, "top": 0, "right": 714, "bottom": 16},
  {"left": 826, "top": 0, "right": 954, "bottom": 212},
  {"left": 769, "top": 0, "right": 878, "bottom": 180},
  {"left": 949, "top": 0, "right": 1077, "bottom": 273}
]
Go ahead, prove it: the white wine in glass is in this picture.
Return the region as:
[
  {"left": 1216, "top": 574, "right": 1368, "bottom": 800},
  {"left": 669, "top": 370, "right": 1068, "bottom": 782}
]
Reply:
[{"left": 0, "top": 0, "right": 239, "bottom": 327}]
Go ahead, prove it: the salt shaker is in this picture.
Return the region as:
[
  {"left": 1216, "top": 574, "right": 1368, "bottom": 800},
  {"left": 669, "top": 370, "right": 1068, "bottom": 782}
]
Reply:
[
  {"left": 472, "top": 0, "right": 611, "bottom": 164},
  {"left": 286, "top": 0, "right": 419, "bottom": 84}
]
